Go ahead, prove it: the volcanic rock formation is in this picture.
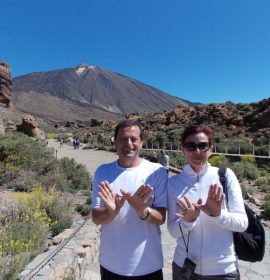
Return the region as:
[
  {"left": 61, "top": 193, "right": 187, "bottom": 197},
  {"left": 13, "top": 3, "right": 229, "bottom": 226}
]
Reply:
[
  {"left": 0, "top": 61, "right": 14, "bottom": 108},
  {"left": 16, "top": 114, "right": 45, "bottom": 139}
]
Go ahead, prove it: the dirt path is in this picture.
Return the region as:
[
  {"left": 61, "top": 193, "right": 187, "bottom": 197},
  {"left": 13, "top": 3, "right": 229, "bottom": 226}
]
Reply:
[{"left": 47, "top": 139, "right": 118, "bottom": 176}]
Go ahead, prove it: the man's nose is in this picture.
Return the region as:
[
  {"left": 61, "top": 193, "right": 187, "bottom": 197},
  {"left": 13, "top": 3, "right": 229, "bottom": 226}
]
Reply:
[{"left": 127, "top": 138, "right": 133, "bottom": 145}]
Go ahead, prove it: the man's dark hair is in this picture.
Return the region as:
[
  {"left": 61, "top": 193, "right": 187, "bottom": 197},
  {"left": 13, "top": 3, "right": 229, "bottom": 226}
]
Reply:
[{"left": 114, "top": 120, "right": 144, "bottom": 140}]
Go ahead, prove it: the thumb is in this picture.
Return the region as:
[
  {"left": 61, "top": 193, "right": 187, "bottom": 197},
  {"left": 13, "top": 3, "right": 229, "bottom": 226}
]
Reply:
[
  {"left": 193, "top": 198, "right": 203, "bottom": 208},
  {"left": 197, "top": 198, "right": 203, "bottom": 205},
  {"left": 120, "top": 188, "right": 131, "bottom": 198}
]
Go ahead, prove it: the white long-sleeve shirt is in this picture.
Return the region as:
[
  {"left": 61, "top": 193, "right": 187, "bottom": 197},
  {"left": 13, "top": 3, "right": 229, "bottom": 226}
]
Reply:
[{"left": 167, "top": 163, "right": 248, "bottom": 276}]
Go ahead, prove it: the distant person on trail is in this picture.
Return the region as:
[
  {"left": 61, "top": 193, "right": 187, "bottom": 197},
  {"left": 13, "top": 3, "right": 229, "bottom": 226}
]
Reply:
[
  {"left": 73, "top": 139, "right": 77, "bottom": 149},
  {"left": 110, "top": 135, "right": 114, "bottom": 146},
  {"left": 159, "top": 150, "right": 170, "bottom": 174},
  {"left": 92, "top": 120, "right": 168, "bottom": 280},
  {"left": 167, "top": 125, "right": 248, "bottom": 280},
  {"left": 60, "top": 138, "right": 64, "bottom": 148},
  {"left": 76, "top": 138, "right": 80, "bottom": 149}
]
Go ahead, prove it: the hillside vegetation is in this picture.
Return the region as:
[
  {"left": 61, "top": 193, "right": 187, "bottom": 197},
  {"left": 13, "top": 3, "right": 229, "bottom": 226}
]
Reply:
[{"left": 0, "top": 133, "right": 90, "bottom": 280}]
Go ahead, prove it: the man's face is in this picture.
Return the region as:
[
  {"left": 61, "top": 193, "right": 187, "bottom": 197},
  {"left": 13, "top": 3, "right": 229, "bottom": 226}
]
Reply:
[{"left": 115, "top": 125, "right": 143, "bottom": 164}]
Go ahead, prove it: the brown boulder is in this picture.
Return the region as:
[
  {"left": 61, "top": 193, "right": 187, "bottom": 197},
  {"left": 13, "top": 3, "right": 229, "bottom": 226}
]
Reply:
[
  {"left": 0, "top": 61, "right": 14, "bottom": 109},
  {"left": 16, "top": 114, "right": 45, "bottom": 139}
]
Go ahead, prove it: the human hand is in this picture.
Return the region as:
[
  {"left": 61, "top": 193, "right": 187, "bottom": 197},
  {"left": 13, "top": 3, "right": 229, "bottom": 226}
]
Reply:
[
  {"left": 195, "top": 184, "right": 224, "bottom": 217},
  {"left": 121, "top": 184, "right": 154, "bottom": 218},
  {"left": 176, "top": 196, "right": 200, "bottom": 222},
  {"left": 99, "top": 181, "right": 128, "bottom": 214}
]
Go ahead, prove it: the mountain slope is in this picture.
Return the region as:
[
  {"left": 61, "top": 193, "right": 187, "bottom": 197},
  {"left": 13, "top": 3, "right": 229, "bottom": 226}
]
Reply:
[{"left": 12, "top": 64, "right": 190, "bottom": 121}]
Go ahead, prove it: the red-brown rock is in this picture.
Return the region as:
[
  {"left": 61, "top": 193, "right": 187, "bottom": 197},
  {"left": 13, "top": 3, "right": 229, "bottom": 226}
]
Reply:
[
  {"left": 0, "top": 61, "right": 14, "bottom": 109},
  {"left": 16, "top": 114, "right": 45, "bottom": 139}
]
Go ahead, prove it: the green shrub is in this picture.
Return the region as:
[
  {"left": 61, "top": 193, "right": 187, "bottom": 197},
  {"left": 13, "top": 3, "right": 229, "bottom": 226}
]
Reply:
[
  {"left": 261, "top": 185, "right": 270, "bottom": 193},
  {"left": 255, "top": 176, "right": 270, "bottom": 192},
  {"left": 81, "top": 190, "right": 91, "bottom": 197},
  {"left": 262, "top": 200, "right": 270, "bottom": 218},
  {"left": 255, "top": 146, "right": 269, "bottom": 157},
  {"left": 86, "top": 196, "right": 91, "bottom": 205},
  {"left": 255, "top": 177, "right": 268, "bottom": 186},
  {"left": 240, "top": 155, "right": 255, "bottom": 163},
  {"left": 260, "top": 169, "right": 269, "bottom": 177},
  {"left": 75, "top": 204, "right": 91, "bottom": 216},
  {"left": 0, "top": 190, "right": 51, "bottom": 280},
  {"left": 209, "top": 155, "right": 229, "bottom": 168},
  {"left": 231, "top": 162, "right": 245, "bottom": 180},
  {"left": 245, "top": 162, "right": 260, "bottom": 180},
  {"left": 0, "top": 133, "right": 56, "bottom": 179},
  {"left": 240, "top": 183, "right": 254, "bottom": 198},
  {"left": 177, "top": 153, "right": 186, "bottom": 168},
  {"left": 0, "top": 134, "right": 90, "bottom": 192},
  {"left": 16, "top": 186, "right": 72, "bottom": 236},
  {"left": 231, "top": 161, "right": 260, "bottom": 181},
  {"left": 51, "top": 215, "right": 73, "bottom": 236},
  {"left": 47, "top": 133, "right": 58, "bottom": 139},
  {"left": 239, "top": 143, "right": 253, "bottom": 155},
  {"left": 59, "top": 158, "right": 91, "bottom": 190}
]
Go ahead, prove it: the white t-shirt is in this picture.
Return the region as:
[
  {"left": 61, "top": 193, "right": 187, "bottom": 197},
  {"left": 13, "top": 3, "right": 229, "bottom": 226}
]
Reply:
[{"left": 92, "top": 159, "right": 168, "bottom": 276}]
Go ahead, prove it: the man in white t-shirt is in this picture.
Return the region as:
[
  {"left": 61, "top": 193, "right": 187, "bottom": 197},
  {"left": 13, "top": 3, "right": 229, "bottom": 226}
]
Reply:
[{"left": 92, "top": 120, "right": 168, "bottom": 280}]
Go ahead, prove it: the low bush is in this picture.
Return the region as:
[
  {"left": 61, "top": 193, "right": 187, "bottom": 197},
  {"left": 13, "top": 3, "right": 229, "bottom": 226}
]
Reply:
[
  {"left": 231, "top": 162, "right": 245, "bottom": 180},
  {"left": 47, "top": 133, "right": 58, "bottom": 139},
  {"left": 255, "top": 177, "right": 268, "bottom": 187},
  {"left": 176, "top": 153, "right": 186, "bottom": 168},
  {"left": 0, "top": 134, "right": 91, "bottom": 192},
  {"left": 261, "top": 185, "right": 270, "bottom": 193},
  {"left": 231, "top": 161, "right": 260, "bottom": 181},
  {"left": 245, "top": 162, "right": 260, "bottom": 180},
  {"left": 75, "top": 204, "right": 91, "bottom": 216},
  {"left": 86, "top": 196, "right": 91, "bottom": 205},
  {"left": 240, "top": 183, "right": 254, "bottom": 198},
  {"left": 0, "top": 188, "right": 51, "bottom": 280},
  {"left": 15, "top": 186, "right": 72, "bottom": 236},
  {"left": 240, "top": 155, "right": 255, "bottom": 163},
  {"left": 262, "top": 200, "right": 270, "bottom": 218},
  {"left": 81, "top": 190, "right": 91, "bottom": 197},
  {"left": 209, "top": 155, "right": 229, "bottom": 168},
  {"left": 59, "top": 158, "right": 90, "bottom": 190}
]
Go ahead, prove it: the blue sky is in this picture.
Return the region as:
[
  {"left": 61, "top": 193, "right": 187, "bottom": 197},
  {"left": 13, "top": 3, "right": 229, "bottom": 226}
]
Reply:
[{"left": 1, "top": 0, "right": 270, "bottom": 104}]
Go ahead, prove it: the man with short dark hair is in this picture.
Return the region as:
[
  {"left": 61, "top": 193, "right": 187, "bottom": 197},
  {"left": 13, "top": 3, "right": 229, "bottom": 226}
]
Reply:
[{"left": 92, "top": 120, "right": 167, "bottom": 280}]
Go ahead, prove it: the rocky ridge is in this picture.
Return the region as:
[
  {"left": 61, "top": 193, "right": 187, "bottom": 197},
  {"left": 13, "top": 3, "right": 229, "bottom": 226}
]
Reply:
[{"left": 126, "top": 98, "right": 270, "bottom": 140}]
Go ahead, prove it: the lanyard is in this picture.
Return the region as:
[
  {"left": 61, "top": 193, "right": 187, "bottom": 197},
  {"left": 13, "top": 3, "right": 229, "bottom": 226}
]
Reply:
[{"left": 179, "top": 223, "right": 190, "bottom": 257}]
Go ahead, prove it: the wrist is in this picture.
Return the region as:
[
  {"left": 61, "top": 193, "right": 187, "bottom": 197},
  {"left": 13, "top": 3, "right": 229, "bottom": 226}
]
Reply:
[
  {"left": 139, "top": 207, "right": 152, "bottom": 221},
  {"left": 108, "top": 207, "right": 120, "bottom": 217}
]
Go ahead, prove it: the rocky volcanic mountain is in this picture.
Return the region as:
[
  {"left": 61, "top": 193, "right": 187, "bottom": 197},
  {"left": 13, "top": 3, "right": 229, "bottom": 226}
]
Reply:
[{"left": 12, "top": 64, "right": 189, "bottom": 121}]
